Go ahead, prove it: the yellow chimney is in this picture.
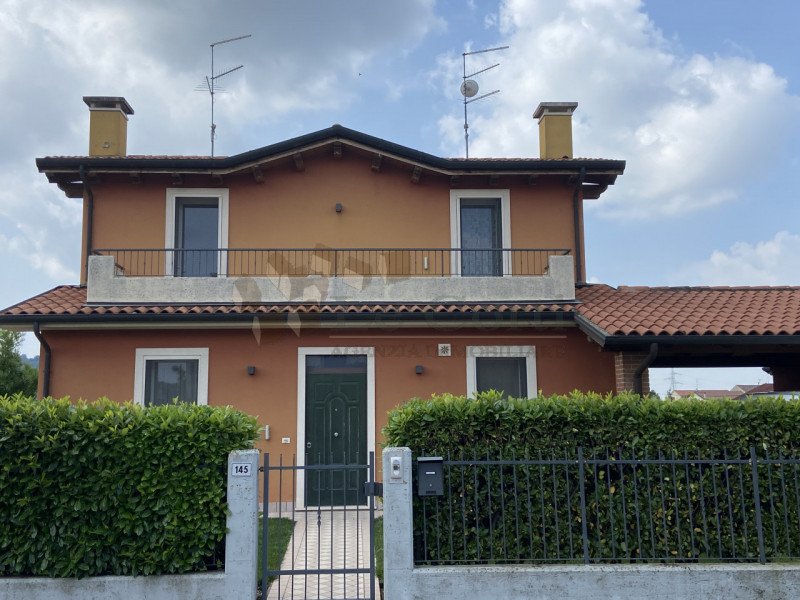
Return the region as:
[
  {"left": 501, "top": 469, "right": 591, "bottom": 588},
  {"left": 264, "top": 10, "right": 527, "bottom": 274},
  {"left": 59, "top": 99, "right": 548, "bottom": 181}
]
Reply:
[
  {"left": 83, "top": 96, "right": 134, "bottom": 157},
  {"left": 533, "top": 102, "right": 578, "bottom": 159}
]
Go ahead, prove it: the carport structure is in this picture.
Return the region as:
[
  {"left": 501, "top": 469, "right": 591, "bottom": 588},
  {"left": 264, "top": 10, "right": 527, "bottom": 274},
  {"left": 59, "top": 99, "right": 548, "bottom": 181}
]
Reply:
[{"left": 576, "top": 285, "right": 800, "bottom": 394}]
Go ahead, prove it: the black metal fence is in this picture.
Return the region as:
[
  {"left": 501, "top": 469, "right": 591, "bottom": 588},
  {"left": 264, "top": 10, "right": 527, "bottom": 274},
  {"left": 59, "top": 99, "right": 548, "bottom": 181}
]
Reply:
[
  {"left": 91, "top": 247, "right": 570, "bottom": 278},
  {"left": 261, "top": 452, "right": 379, "bottom": 600},
  {"left": 413, "top": 448, "right": 800, "bottom": 566}
]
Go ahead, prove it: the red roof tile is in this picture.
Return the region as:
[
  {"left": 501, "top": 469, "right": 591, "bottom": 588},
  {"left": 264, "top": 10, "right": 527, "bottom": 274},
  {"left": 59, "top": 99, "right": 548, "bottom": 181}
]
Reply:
[
  {"left": 5, "top": 284, "right": 800, "bottom": 339},
  {"left": 0, "top": 286, "right": 573, "bottom": 319},
  {"left": 576, "top": 284, "right": 800, "bottom": 337}
]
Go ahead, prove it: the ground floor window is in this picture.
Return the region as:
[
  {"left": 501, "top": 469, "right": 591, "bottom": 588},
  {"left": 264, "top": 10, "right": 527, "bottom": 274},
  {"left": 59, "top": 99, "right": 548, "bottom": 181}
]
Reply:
[
  {"left": 133, "top": 348, "right": 209, "bottom": 406},
  {"left": 466, "top": 345, "right": 536, "bottom": 398}
]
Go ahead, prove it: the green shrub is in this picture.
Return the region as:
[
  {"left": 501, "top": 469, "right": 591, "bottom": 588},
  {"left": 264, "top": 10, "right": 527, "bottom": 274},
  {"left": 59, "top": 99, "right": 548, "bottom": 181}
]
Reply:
[
  {"left": 383, "top": 391, "right": 800, "bottom": 453},
  {"left": 384, "top": 392, "right": 800, "bottom": 564},
  {"left": 0, "top": 394, "right": 258, "bottom": 578}
]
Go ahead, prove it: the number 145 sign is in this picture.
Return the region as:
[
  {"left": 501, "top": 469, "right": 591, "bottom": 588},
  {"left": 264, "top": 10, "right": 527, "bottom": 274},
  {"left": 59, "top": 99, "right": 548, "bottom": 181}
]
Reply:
[{"left": 231, "top": 463, "right": 252, "bottom": 477}]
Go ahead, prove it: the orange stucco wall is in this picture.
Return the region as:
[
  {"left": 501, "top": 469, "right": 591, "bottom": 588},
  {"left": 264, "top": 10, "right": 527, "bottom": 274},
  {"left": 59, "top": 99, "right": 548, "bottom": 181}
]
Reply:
[
  {"left": 81, "top": 150, "right": 583, "bottom": 281},
  {"left": 39, "top": 325, "right": 614, "bottom": 500}
]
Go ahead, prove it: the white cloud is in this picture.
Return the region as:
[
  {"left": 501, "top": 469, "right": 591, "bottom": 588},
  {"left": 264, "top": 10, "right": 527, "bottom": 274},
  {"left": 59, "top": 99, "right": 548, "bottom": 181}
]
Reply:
[
  {"left": 436, "top": 0, "right": 799, "bottom": 219},
  {"left": 675, "top": 231, "right": 800, "bottom": 286}
]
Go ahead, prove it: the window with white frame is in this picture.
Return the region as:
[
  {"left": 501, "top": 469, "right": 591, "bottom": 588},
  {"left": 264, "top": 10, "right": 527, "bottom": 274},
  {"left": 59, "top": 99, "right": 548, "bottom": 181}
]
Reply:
[
  {"left": 466, "top": 345, "right": 536, "bottom": 398},
  {"left": 165, "top": 188, "right": 229, "bottom": 277},
  {"left": 449, "top": 189, "right": 511, "bottom": 276},
  {"left": 133, "top": 348, "right": 209, "bottom": 406}
]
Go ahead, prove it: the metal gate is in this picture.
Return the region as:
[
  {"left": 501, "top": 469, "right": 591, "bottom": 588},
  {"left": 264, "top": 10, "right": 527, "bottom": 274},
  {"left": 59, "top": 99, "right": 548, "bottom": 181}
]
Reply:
[{"left": 260, "top": 452, "right": 380, "bottom": 600}]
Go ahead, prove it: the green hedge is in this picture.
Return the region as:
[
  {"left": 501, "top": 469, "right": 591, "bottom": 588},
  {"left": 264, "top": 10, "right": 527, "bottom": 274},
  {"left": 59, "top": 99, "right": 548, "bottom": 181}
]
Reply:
[
  {"left": 0, "top": 395, "right": 259, "bottom": 578},
  {"left": 383, "top": 391, "right": 800, "bottom": 453},
  {"left": 384, "top": 392, "right": 800, "bottom": 564}
]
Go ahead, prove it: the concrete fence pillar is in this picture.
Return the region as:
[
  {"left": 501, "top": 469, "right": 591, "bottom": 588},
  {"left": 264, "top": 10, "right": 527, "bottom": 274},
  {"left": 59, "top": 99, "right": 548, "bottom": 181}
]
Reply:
[
  {"left": 224, "top": 449, "right": 260, "bottom": 600},
  {"left": 383, "top": 447, "right": 414, "bottom": 600}
]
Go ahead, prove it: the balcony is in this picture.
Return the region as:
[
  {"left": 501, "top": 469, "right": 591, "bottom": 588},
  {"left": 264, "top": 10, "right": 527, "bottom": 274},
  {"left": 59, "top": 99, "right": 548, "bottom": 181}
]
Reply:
[{"left": 86, "top": 248, "right": 576, "bottom": 304}]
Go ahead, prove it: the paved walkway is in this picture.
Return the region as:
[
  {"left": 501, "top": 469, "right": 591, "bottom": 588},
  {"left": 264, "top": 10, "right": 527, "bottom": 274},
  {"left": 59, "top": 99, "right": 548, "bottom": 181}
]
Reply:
[{"left": 266, "top": 508, "right": 380, "bottom": 600}]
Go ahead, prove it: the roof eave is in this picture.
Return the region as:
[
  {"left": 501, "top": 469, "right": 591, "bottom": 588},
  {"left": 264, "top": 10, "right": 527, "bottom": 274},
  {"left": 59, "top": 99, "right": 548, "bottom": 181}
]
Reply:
[
  {"left": 600, "top": 334, "right": 800, "bottom": 349},
  {"left": 0, "top": 309, "right": 577, "bottom": 327},
  {"left": 36, "top": 124, "right": 625, "bottom": 180}
]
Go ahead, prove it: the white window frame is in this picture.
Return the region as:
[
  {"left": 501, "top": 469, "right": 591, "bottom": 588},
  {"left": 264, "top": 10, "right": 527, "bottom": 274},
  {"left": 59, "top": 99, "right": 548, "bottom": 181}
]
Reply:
[
  {"left": 466, "top": 345, "right": 536, "bottom": 398},
  {"left": 449, "top": 189, "right": 512, "bottom": 277},
  {"left": 133, "top": 348, "right": 210, "bottom": 406},
  {"left": 296, "top": 347, "right": 376, "bottom": 508},
  {"left": 165, "top": 188, "right": 229, "bottom": 276}
]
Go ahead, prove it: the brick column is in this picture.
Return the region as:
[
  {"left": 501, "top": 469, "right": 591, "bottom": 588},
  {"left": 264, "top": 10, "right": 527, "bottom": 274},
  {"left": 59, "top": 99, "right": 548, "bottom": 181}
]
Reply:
[{"left": 614, "top": 351, "right": 650, "bottom": 394}]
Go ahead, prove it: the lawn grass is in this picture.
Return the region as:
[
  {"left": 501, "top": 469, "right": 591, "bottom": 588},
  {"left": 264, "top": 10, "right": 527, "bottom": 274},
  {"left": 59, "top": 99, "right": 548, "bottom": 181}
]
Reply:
[
  {"left": 257, "top": 517, "right": 294, "bottom": 585},
  {"left": 374, "top": 517, "right": 384, "bottom": 583}
]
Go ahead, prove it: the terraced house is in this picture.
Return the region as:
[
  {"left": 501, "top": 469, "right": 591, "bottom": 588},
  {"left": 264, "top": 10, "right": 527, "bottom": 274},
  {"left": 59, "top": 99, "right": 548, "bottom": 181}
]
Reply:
[{"left": 2, "top": 97, "right": 799, "bottom": 506}]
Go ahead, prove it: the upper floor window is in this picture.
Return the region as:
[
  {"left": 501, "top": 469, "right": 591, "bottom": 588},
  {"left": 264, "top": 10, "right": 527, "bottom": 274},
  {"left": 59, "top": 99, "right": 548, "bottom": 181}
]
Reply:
[
  {"left": 165, "top": 188, "right": 229, "bottom": 277},
  {"left": 450, "top": 190, "right": 511, "bottom": 276}
]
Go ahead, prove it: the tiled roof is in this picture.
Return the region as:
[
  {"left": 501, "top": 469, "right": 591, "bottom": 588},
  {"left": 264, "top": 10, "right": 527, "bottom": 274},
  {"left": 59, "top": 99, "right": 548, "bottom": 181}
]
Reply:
[
  {"left": 0, "top": 286, "right": 573, "bottom": 319},
  {"left": 576, "top": 284, "right": 800, "bottom": 337},
  {"left": 4, "top": 284, "right": 800, "bottom": 339}
]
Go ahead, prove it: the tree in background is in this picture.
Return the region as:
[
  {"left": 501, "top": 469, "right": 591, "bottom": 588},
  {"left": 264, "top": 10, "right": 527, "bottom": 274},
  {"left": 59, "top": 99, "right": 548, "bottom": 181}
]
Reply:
[{"left": 0, "top": 330, "right": 37, "bottom": 396}]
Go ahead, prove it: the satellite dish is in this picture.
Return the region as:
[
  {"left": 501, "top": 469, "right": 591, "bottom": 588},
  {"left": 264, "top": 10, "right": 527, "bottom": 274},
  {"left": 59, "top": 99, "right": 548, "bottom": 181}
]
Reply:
[{"left": 460, "top": 79, "right": 479, "bottom": 98}]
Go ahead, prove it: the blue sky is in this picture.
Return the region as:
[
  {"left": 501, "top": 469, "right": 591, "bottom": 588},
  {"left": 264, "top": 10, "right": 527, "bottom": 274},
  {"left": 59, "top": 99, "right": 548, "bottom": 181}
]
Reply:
[{"left": 1, "top": 0, "right": 797, "bottom": 394}]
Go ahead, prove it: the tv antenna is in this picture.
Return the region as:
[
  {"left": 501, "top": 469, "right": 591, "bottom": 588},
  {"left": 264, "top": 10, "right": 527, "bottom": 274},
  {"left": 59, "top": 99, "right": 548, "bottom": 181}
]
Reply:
[
  {"left": 460, "top": 45, "right": 508, "bottom": 158},
  {"left": 195, "top": 34, "right": 252, "bottom": 157}
]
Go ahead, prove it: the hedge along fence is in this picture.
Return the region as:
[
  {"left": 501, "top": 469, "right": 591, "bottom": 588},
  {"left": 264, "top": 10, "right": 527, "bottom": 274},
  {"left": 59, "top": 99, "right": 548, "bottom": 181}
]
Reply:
[
  {"left": 383, "top": 391, "right": 800, "bottom": 565},
  {"left": 0, "top": 395, "right": 259, "bottom": 578}
]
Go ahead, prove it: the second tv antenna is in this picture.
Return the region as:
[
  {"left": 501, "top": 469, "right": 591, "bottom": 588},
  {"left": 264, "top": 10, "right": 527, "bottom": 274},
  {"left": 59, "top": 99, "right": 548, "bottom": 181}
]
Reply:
[
  {"left": 460, "top": 45, "right": 508, "bottom": 158},
  {"left": 196, "top": 34, "right": 252, "bottom": 157}
]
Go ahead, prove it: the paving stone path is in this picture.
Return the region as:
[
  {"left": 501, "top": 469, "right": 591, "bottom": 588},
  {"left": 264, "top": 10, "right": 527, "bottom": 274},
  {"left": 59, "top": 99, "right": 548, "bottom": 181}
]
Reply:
[{"left": 267, "top": 509, "right": 379, "bottom": 600}]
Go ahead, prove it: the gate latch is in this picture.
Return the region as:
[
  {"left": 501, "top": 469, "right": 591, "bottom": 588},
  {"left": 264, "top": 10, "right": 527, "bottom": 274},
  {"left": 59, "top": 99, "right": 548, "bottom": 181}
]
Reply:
[{"left": 363, "top": 482, "right": 383, "bottom": 497}]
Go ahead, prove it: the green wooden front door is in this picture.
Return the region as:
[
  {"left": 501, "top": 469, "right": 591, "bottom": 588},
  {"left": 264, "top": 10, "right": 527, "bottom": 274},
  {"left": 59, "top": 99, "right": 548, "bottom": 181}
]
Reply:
[{"left": 305, "top": 355, "right": 367, "bottom": 506}]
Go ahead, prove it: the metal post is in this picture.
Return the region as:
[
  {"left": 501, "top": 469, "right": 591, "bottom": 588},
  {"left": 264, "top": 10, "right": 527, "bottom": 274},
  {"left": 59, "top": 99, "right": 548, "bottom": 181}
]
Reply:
[
  {"left": 577, "top": 447, "right": 590, "bottom": 564},
  {"left": 261, "top": 452, "right": 269, "bottom": 596},
  {"left": 368, "top": 451, "right": 377, "bottom": 600},
  {"left": 750, "top": 446, "right": 767, "bottom": 564},
  {"left": 463, "top": 53, "right": 469, "bottom": 158}
]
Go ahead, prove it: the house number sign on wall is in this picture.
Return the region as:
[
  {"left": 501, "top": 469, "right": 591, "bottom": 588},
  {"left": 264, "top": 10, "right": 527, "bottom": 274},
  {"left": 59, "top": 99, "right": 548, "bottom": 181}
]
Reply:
[{"left": 231, "top": 463, "right": 252, "bottom": 477}]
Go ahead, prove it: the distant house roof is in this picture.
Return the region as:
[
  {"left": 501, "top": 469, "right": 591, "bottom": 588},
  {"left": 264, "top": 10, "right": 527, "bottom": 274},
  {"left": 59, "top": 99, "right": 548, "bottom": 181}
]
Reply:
[
  {"left": 574, "top": 284, "right": 800, "bottom": 346},
  {"left": 672, "top": 383, "right": 774, "bottom": 400},
  {"left": 672, "top": 389, "right": 738, "bottom": 399}
]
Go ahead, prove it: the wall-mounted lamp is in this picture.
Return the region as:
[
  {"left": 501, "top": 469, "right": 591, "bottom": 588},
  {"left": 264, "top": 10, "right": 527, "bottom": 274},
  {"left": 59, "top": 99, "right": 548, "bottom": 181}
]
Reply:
[
  {"left": 335, "top": 202, "right": 343, "bottom": 213},
  {"left": 247, "top": 365, "right": 256, "bottom": 376},
  {"left": 415, "top": 365, "right": 424, "bottom": 375}
]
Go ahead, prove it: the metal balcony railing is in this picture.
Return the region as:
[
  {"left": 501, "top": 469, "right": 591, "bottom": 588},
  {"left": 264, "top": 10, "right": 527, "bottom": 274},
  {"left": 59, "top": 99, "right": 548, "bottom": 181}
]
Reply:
[{"left": 91, "top": 248, "right": 571, "bottom": 278}]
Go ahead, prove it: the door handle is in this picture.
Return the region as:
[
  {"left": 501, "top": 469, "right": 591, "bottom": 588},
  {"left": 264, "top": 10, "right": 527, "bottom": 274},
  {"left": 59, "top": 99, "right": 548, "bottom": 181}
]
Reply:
[
  {"left": 333, "top": 432, "right": 339, "bottom": 438},
  {"left": 306, "top": 442, "right": 312, "bottom": 448}
]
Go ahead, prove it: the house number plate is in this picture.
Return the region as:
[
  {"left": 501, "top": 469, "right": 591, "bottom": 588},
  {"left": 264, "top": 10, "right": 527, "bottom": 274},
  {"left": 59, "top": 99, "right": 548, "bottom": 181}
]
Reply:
[{"left": 231, "top": 463, "right": 252, "bottom": 477}]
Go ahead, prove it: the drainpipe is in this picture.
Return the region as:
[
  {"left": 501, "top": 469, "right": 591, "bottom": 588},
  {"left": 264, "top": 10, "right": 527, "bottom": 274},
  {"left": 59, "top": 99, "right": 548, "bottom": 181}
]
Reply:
[
  {"left": 572, "top": 166, "right": 586, "bottom": 285},
  {"left": 80, "top": 165, "right": 94, "bottom": 284},
  {"left": 634, "top": 343, "right": 658, "bottom": 396},
  {"left": 32, "top": 323, "right": 52, "bottom": 398}
]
